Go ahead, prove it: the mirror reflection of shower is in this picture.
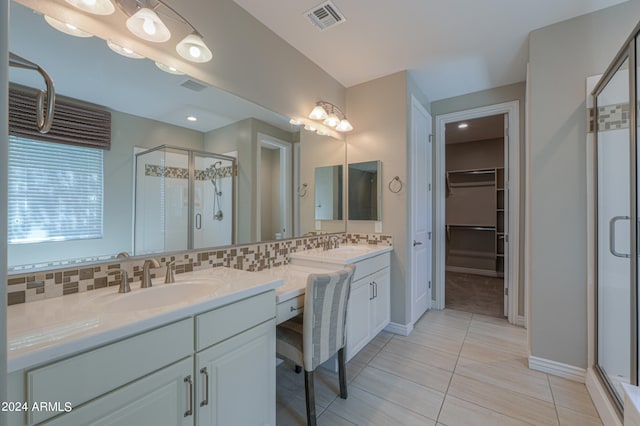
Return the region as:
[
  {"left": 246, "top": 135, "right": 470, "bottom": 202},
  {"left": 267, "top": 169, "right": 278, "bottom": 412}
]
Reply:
[
  {"left": 207, "top": 161, "right": 224, "bottom": 222},
  {"left": 134, "top": 146, "right": 236, "bottom": 255}
]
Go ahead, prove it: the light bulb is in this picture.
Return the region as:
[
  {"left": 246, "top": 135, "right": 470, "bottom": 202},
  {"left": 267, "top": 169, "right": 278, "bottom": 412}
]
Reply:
[
  {"left": 176, "top": 33, "right": 213, "bottom": 63},
  {"left": 44, "top": 15, "right": 93, "bottom": 37},
  {"left": 309, "top": 105, "right": 327, "bottom": 120},
  {"left": 323, "top": 113, "right": 340, "bottom": 128},
  {"left": 66, "top": 23, "right": 78, "bottom": 30},
  {"left": 304, "top": 124, "right": 317, "bottom": 132},
  {"left": 155, "top": 62, "right": 185, "bottom": 75},
  {"left": 336, "top": 119, "right": 353, "bottom": 132},
  {"left": 142, "top": 17, "right": 156, "bottom": 35},
  {"left": 189, "top": 46, "right": 201, "bottom": 58},
  {"left": 83, "top": 0, "right": 96, "bottom": 5},
  {"left": 107, "top": 40, "right": 144, "bottom": 58},
  {"left": 66, "top": 0, "right": 114, "bottom": 15}
]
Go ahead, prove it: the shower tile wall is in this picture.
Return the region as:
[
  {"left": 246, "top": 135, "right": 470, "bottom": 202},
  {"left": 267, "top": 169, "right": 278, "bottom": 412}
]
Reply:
[{"left": 6, "top": 233, "right": 392, "bottom": 305}]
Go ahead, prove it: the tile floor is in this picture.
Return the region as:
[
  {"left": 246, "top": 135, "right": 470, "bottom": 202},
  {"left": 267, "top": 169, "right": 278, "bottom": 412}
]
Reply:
[{"left": 275, "top": 309, "right": 602, "bottom": 425}]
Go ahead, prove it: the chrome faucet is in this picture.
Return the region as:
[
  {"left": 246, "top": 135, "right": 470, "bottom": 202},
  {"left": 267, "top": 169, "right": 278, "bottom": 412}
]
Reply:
[
  {"left": 109, "top": 268, "right": 130, "bottom": 293},
  {"left": 324, "top": 235, "right": 340, "bottom": 250},
  {"left": 165, "top": 260, "right": 176, "bottom": 284},
  {"left": 142, "top": 259, "right": 160, "bottom": 288}
]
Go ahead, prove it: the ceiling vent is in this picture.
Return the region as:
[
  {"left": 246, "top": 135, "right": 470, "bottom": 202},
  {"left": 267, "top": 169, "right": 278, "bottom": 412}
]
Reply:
[
  {"left": 180, "top": 79, "right": 208, "bottom": 92},
  {"left": 305, "top": 1, "right": 346, "bottom": 31}
]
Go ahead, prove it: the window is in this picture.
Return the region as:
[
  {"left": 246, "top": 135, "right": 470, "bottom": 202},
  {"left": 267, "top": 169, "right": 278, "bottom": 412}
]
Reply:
[{"left": 8, "top": 136, "right": 104, "bottom": 244}]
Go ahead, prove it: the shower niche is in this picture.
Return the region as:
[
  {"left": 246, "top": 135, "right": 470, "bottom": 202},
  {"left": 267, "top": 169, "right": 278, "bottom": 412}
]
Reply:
[{"left": 134, "top": 145, "right": 236, "bottom": 256}]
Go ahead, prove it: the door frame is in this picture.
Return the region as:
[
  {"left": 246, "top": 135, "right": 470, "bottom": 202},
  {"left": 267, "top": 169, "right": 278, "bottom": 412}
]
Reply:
[
  {"left": 409, "top": 94, "right": 433, "bottom": 325},
  {"left": 256, "top": 133, "right": 292, "bottom": 240},
  {"left": 434, "top": 100, "right": 520, "bottom": 324}
]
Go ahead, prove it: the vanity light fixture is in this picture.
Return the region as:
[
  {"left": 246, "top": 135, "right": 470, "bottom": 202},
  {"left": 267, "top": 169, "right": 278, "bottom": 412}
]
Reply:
[
  {"left": 65, "top": 0, "right": 115, "bottom": 15},
  {"left": 289, "top": 118, "right": 302, "bottom": 126},
  {"left": 316, "top": 129, "right": 329, "bottom": 136},
  {"left": 307, "top": 101, "right": 353, "bottom": 132},
  {"left": 304, "top": 124, "right": 317, "bottom": 132},
  {"left": 115, "top": 0, "right": 213, "bottom": 63},
  {"left": 155, "top": 62, "right": 185, "bottom": 75},
  {"left": 107, "top": 40, "right": 144, "bottom": 58},
  {"left": 44, "top": 15, "right": 93, "bottom": 37}
]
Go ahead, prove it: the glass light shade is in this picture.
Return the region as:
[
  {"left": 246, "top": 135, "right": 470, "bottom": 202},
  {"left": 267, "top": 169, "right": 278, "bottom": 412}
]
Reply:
[
  {"left": 316, "top": 129, "right": 329, "bottom": 136},
  {"left": 65, "top": 0, "right": 115, "bottom": 15},
  {"left": 309, "top": 105, "right": 328, "bottom": 120},
  {"left": 289, "top": 118, "right": 301, "bottom": 125},
  {"left": 304, "top": 124, "right": 317, "bottom": 132},
  {"left": 176, "top": 33, "right": 213, "bottom": 63},
  {"left": 126, "top": 8, "right": 171, "bottom": 43},
  {"left": 323, "top": 113, "right": 340, "bottom": 128},
  {"left": 155, "top": 62, "right": 185, "bottom": 75},
  {"left": 107, "top": 40, "right": 144, "bottom": 58},
  {"left": 44, "top": 15, "right": 93, "bottom": 38},
  {"left": 336, "top": 119, "right": 353, "bottom": 132}
]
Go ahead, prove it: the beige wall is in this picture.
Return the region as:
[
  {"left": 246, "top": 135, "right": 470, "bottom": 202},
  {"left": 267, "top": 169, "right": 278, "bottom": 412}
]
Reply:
[
  {"left": 528, "top": 1, "right": 640, "bottom": 368},
  {"left": 1, "top": 0, "right": 8, "bottom": 407},
  {"left": 346, "top": 71, "right": 412, "bottom": 325},
  {"left": 432, "top": 82, "right": 526, "bottom": 316}
]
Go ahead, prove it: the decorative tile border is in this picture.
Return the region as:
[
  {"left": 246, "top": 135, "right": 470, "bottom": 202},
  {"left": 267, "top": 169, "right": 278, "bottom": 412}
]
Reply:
[
  {"left": 145, "top": 164, "right": 233, "bottom": 180},
  {"left": 6, "top": 232, "right": 392, "bottom": 306},
  {"left": 587, "top": 103, "right": 630, "bottom": 133}
]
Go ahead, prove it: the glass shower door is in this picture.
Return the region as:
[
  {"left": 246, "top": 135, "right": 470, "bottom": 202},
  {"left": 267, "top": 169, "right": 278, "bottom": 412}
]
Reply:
[{"left": 596, "top": 56, "right": 632, "bottom": 407}]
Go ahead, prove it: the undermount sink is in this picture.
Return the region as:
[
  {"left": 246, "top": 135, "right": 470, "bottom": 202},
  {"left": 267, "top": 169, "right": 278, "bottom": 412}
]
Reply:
[
  {"left": 328, "top": 246, "right": 371, "bottom": 255},
  {"left": 87, "top": 282, "right": 214, "bottom": 313}
]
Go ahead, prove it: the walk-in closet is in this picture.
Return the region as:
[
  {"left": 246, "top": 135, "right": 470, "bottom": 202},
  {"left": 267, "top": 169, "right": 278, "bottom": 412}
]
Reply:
[{"left": 445, "top": 114, "right": 507, "bottom": 317}]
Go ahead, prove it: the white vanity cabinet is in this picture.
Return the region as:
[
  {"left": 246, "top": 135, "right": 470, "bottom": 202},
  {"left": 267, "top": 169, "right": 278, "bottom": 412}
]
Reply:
[
  {"left": 346, "top": 254, "right": 391, "bottom": 360},
  {"left": 7, "top": 290, "right": 277, "bottom": 426}
]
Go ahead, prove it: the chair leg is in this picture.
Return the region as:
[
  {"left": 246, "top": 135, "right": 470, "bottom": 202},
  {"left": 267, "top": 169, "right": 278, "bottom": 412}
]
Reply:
[
  {"left": 304, "top": 370, "right": 317, "bottom": 426},
  {"left": 338, "top": 347, "right": 348, "bottom": 399}
]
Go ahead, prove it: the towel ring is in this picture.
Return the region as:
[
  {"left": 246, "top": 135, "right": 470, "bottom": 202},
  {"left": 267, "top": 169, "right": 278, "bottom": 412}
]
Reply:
[
  {"left": 297, "top": 183, "right": 308, "bottom": 197},
  {"left": 388, "top": 176, "right": 403, "bottom": 193}
]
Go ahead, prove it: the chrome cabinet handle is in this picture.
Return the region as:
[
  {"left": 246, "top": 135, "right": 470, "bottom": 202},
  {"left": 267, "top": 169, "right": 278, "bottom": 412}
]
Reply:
[
  {"left": 290, "top": 306, "right": 303, "bottom": 312},
  {"left": 184, "top": 375, "right": 193, "bottom": 417},
  {"left": 413, "top": 240, "right": 423, "bottom": 247},
  {"left": 373, "top": 281, "right": 377, "bottom": 299},
  {"left": 609, "top": 215, "right": 631, "bottom": 258},
  {"left": 369, "top": 283, "right": 375, "bottom": 300},
  {"left": 195, "top": 213, "right": 202, "bottom": 230},
  {"left": 200, "top": 368, "right": 209, "bottom": 407}
]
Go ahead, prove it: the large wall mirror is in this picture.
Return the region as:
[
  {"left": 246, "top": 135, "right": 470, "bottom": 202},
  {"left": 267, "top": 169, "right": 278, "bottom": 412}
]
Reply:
[{"left": 7, "top": 1, "right": 346, "bottom": 270}]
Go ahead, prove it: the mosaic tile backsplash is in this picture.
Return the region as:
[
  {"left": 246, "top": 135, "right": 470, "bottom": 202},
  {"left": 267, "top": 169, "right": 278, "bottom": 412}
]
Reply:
[
  {"left": 587, "top": 103, "right": 630, "bottom": 133},
  {"left": 6, "top": 233, "right": 392, "bottom": 306}
]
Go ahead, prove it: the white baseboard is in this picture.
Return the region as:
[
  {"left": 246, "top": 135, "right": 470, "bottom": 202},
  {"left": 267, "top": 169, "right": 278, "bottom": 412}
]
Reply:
[
  {"left": 528, "top": 356, "right": 586, "bottom": 383},
  {"left": 586, "top": 368, "right": 622, "bottom": 426},
  {"left": 385, "top": 321, "right": 413, "bottom": 336},
  {"left": 446, "top": 266, "right": 500, "bottom": 278},
  {"left": 517, "top": 315, "right": 526, "bottom": 328}
]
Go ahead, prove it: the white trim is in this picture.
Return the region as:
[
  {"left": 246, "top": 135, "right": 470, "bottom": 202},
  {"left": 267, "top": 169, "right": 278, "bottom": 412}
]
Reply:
[
  {"left": 384, "top": 321, "right": 414, "bottom": 336},
  {"left": 517, "top": 315, "right": 526, "bottom": 328},
  {"left": 586, "top": 368, "right": 623, "bottom": 426},
  {"left": 445, "top": 266, "right": 501, "bottom": 278},
  {"left": 528, "top": 356, "right": 586, "bottom": 383},
  {"left": 435, "top": 100, "right": 520, "bottom": 325}
]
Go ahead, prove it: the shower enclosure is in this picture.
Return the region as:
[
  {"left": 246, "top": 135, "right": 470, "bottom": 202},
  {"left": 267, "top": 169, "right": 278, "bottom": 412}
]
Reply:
[
  {"left": 593, "top": 22, "right": 640, "bottom": 412},
  {"left": 134, "top": 145, "right": 236, "bottom": 256}
]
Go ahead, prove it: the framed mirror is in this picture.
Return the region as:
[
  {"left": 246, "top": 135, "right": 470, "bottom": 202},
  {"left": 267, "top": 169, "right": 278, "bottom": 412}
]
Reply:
[
  {"left": 348, "top": 160, "right": 382, "bottom": 221},
  {"left": 7, "top": 1, "right": 346, "bottom": 270}
]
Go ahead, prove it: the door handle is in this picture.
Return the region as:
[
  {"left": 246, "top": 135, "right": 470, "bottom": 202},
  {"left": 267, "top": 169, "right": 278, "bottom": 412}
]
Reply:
[
  {"left": 413, "top": 240, "right": 423, "bottom": 247},
  {"left": 609, "top": 215, "right": 631, "bottom": 258},
  {"left": 184, "top": 375, "right": 193, "bottom": 417},
  {"left": 195, "top": 213, "right": 202, "bottom": 230},
  {"left": 369, "top": 283, "right": 375, "bottom": 300},
  {"left": 200, "top": 367, "right": 209, "bottom": 407}
]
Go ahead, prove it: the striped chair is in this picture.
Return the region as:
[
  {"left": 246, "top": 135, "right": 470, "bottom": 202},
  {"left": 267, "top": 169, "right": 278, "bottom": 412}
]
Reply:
[{"left": 276, "top": 264, "right": 356, "bottom": 426}]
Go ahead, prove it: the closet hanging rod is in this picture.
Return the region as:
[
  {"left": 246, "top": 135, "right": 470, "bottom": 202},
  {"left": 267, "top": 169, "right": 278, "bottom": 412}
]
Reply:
[
  {"left": 9, "top": 52, "right": 56, "bottom": 133},
  {"left": 447, "top": 169, "right": 496, "bottom": 176}
]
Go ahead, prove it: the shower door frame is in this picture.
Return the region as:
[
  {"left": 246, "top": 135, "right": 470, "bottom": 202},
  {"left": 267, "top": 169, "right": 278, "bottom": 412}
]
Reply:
[
  {"left": 133, "top": 145, "right": 237, "bottom": 255},
  {"left": 592, "top": 25, "right": 639, "bottom": 414}
]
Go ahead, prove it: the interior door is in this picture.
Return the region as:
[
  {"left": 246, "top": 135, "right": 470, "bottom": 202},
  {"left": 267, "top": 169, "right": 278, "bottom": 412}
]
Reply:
[
  {"left": 503, "top": 113, "right": 509, "bottom": 317},
  {"left": 411, "top": 96, "right": 432, "bottom": 324}
]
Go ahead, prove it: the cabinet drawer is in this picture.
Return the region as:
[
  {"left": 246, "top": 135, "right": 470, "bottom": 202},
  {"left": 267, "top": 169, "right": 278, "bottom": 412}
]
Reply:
[
  {"left": 28, "top": 318, "right": 193, "bottom": 425},
  {"left": 196, "top": 290, "right": 275, "bottom": 351},
  {"left": 352, "top": 252, "right": 390, "bottom": 281},
  {"left": 276, "top": 295, "right": 304, "bottom": 324}
]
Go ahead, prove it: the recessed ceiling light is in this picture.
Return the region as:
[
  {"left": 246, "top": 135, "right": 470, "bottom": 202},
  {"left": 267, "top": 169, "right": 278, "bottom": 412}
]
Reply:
[
  {"left": 187, "top": 116, "right": 197, "bottom": 122},
  {"left": 458, "top": 123, "right": 469, "bottom": 129}
]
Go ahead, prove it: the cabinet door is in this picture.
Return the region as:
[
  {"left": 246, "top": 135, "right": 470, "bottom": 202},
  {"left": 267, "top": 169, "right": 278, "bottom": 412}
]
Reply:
[
  {"left": 44, "top": 357, "right": 194, "bottom": 426},
  {"left": 346, "top": 277, "right": 372, "bottom": 360},
  {"left": 196, "top": 320, "right": 275, "bottom": 426},
  {"left": 370, "top": 268, "right": 391, "bottom": 336}
]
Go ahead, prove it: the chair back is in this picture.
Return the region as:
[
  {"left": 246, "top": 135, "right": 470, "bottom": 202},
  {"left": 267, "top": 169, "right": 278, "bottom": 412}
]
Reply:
[{"left": 303, "top": 264, "right": 356, "bottom": 370}]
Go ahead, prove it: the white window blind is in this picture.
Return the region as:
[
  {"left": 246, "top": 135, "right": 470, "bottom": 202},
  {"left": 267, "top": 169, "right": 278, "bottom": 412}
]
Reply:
[{"left": 8, "top": 136, "right": 104, "bottom": 244}]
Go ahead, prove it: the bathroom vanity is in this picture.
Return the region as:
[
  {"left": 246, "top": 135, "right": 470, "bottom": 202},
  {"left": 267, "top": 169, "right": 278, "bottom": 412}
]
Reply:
[{"left": 5, "top": 268, "right": 281, "bottom": 426}]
